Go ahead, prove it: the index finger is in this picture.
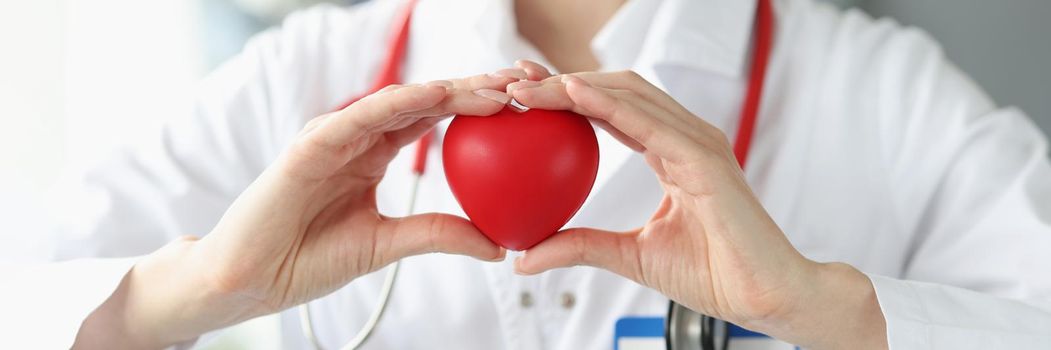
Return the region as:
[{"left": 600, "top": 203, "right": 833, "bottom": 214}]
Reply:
[
  {"left": 311, "top": 84, "right": 448, "bottom": 150},
  {"left": 451, "top": 72, "right": 520, "bottom": 91},
  {"left": 545, "top": 71, "right": 695, "bottom": 119},
  {"left": 314, "top": 71, "right": 518, "bottom": 148},
  {"left": 562, "top": 76, "right": 698, "bottom": 163}
]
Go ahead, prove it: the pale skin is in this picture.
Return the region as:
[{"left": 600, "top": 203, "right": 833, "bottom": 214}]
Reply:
[
  {"left": 74, "top": 0, "right": 888, "bottom": 349},
  {"left": 74, "top": 76, "right": 518, "bottom": 349},
  {"left": 507, "top": 69, "right": 888, "bottom": 350}
]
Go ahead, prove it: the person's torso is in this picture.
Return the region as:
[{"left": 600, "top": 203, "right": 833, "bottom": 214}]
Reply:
[{"left": 269, "top": 0, "right": 925, "bottom": 348}]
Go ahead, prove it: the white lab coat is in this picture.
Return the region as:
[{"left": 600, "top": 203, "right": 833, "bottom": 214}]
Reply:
[{"left": 2, "top": 0, "right": 1051, "bottom": 348}]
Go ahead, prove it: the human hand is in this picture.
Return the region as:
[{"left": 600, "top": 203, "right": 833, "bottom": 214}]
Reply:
[
  {"left": 507, "top": 63, "right": 887, "bottom": 350},
  {"left": 75, "top": 74, "right": 522, "bottom": 349}
]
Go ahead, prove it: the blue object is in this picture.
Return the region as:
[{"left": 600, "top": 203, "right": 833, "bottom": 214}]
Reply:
[
  {"left": 614, "top": 316, "right": 780, "bottom": 350},
  {"left": 614, "top": 317, "right": 664, "bottom": 350}
]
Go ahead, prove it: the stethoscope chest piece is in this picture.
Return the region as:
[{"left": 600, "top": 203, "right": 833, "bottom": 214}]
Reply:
[{"left": 666, "top": 302, "right": 728, "bottom": 350}]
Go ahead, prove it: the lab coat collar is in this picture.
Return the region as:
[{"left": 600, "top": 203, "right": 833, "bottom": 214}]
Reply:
[
  {"left": 458, "top": 0, "right": 759, "bottom": 212},
  {"left": 638, "top": 0, "right": 758, "bottom": 78},
  {"left": 469, "top": 0, "right": 758, "bottom": 78}
]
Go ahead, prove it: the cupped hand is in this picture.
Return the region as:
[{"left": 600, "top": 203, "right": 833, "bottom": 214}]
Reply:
[
  {"left": 197, "top": 76, "right": 516, "bottom": 311},
  {"left": 509, "top": 69, "right": 812, "bottom": 328},
  {"left": 87, "top": 74, "right": 523, "bottom": 349},
  {"left": 507, "top": 63, "right": 886, "bottom": 349}
]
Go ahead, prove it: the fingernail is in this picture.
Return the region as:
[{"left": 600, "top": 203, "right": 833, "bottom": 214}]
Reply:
[
  {"left": 513, "top": 256, "right": 524, "bottom": 271},
  {"left": 473, "top": 89, "right": 511, "bottom": 104},
  {"left": 425, "top": 80, "right": 453, "bottom": 89},
  {"left": 508, "top": 98, "right": 530, "bottom": 113},
  {"left": 488, "top": 68, "right": 528, "bottom": 80},
  {"left": 560, "top": 74, "right": 581, "bottom": 84},
  {"left": 507, "top": 80, "right": 542, "bottom": 94}
]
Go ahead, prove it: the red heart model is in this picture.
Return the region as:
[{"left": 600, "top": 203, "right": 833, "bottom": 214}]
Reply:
[{"left": 443, "top": 107, "right": 600, "bottom": 251}]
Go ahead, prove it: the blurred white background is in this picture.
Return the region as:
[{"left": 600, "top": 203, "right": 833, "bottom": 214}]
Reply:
[
  {"left": 0, "top": 0, "right": 1047, "bottom": 348},
  {"left": 0, "top": 1, "right": 329, "bottom": 348},
  {"left": 1, "top": 0, "right": 202, "bottom": 198}
]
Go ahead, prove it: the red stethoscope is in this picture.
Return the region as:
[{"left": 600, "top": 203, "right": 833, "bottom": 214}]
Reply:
[{"left": 299, "top": 0, "right": 774, "bottom": 349}]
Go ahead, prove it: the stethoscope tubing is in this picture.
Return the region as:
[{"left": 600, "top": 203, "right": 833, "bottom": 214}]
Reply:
[{"left": 298, "top": 174, "right": 422, "bottom": 350}]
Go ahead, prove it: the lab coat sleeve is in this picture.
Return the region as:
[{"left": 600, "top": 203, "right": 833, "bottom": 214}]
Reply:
[
  {"left": 863, "top": 18, "right": 1051, "bottom": 348},
  {"left": 0, "top": 3, "right": 392, "bottom": 348}
]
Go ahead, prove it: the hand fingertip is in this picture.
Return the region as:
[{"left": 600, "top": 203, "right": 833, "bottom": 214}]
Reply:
[
  {"left": 523, "top": 68, "right": 545, "bottom": 82},
  {"left": 490, "top": 248, "right": 507, "bottom": 262},
  {"left": 513, "top": 256, "right": 531, "bottom": 274},
  {"left": 508, "top": 88, "right": 533, "bottom": 105}
]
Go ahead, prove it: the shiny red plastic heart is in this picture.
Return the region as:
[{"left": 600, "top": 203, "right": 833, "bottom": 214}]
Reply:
[{"left": 443, "top": 107, "right": 600, "bottom": 251}]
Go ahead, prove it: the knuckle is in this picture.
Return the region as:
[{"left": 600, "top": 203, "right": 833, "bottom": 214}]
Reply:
[
  {"left": 293, "top": 132, "right": 333, "bottom": 155},
  {"left": 698, "top": 142, "right": 721, "bottom": 161},
  {"left": 596, "top": 100, "right": 627, "bottom": 127},
  {"left": 706, "top": 127, "right": 732, "bottom": 149},
  {"left": 610, "top": 95, "right": 632, "bottom": 112},
  {"left": 363, "top": 98, "right": 398, "bottom": 121},
  {"left": 453, "top": 76, "right": 478, "bottom": 90},
  {"left": 619, "top": 70, "right": 643, "bottom": 82},
  {"left": 635, "top": 128, "right": 657, "bottom": 149},
  {"left": 377, "top": 83, "right": 403, "bottom": 93},
  {"left": 301, "top": 114, "right": 328, "bottom": 131}
]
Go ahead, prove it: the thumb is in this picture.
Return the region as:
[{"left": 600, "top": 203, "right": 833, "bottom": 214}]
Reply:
[
  {"left": 378, "top": 213, "right": 506, "bottom": 264},
  {"left": 515, "top": 227, "right": 643, "bottom": 280}
]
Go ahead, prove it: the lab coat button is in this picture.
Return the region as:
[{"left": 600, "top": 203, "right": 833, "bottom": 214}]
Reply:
[
  {"left": 560, "top": 292, "right": 576, "bottom": 309},
  {"left": 520, "top": 292, "right": 534, "bottom": 308}
]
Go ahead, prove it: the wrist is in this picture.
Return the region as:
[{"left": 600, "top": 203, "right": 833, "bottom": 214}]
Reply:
[
  {"left": 76, "top": 236, "right": 249, "bottom": 349},
  {"left": 123, "top": 237, "right": 218, "bottom": 348},
  {"left": 142, "top": 236, "right": 265, "bottom": 346},
  {"left": 768, "top": 262, "right": 888, "bottom": 350},
  {"left": 74, "top": 262, "right": 159, "bottom": 350}
]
